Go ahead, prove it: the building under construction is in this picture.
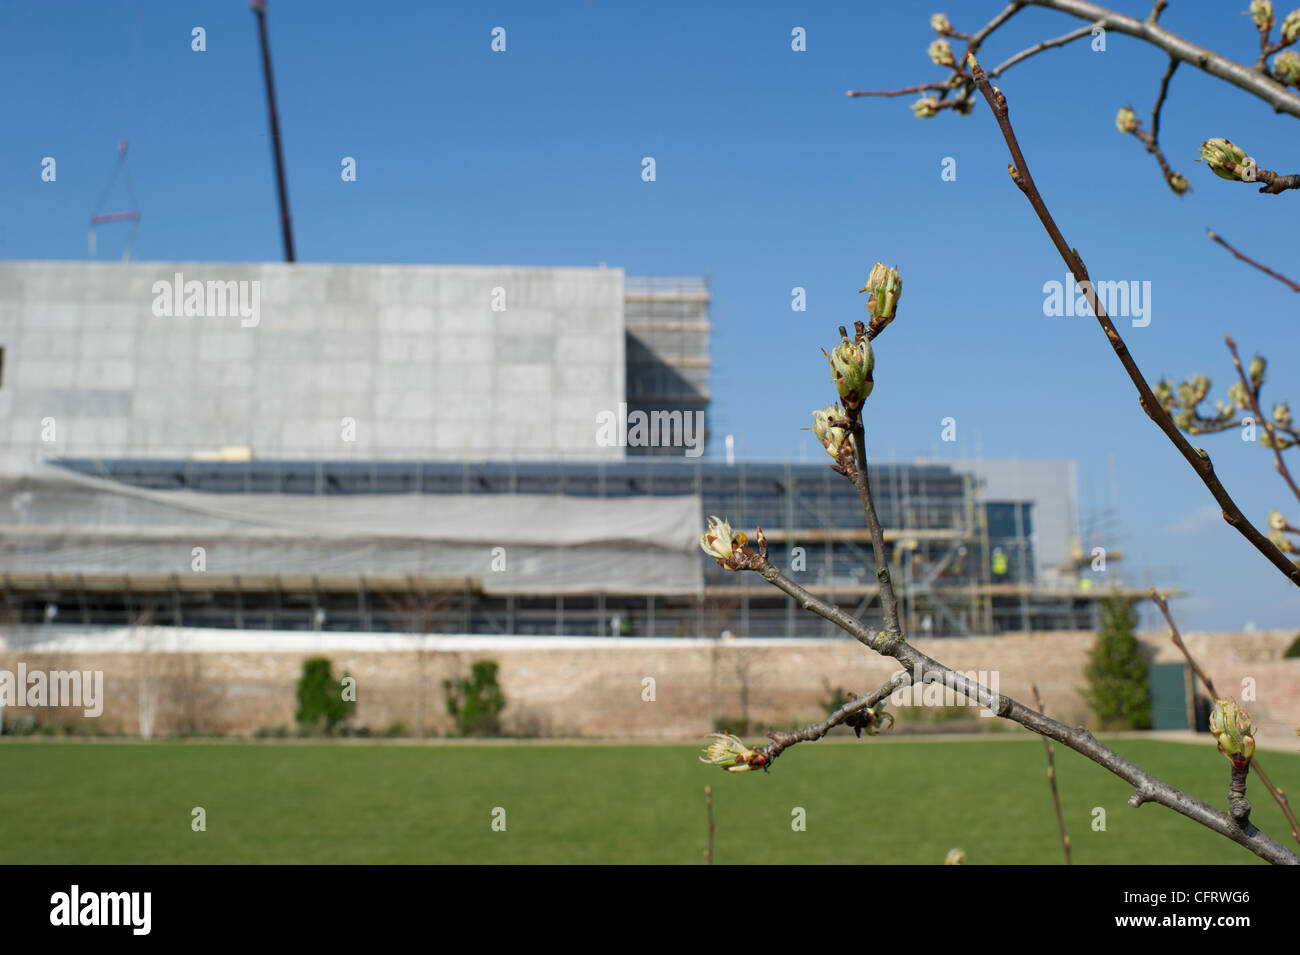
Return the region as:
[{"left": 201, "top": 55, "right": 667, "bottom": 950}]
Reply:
[{"left": 0, "top": 261, "right": 1154, "bottom": 638}]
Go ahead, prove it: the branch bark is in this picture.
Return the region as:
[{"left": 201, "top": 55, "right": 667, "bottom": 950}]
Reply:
[
  {"left": 1033, "top": 684, "right": 1073, "bottom": 864},
  {"left": 1150, "top": 587, "right": 1300, "bottom": 842},
  {"left": 730, "top": 548, "right": 1299, "bottom": 863},
  {"left": 1208, "top": 229, "right": 1300, "bottom": 291},
  {"left": 759, "top": 673, "right": 909, "bottom": 765},
  {"left": 1225, "top": 336, "right": 1300, "bottom": 505},
  {"left": 1020, "top": 0, "right": 1300, "bottom": 117},
  {"left": 965, "top": 54, "right": 1300, "bottom": 587}
]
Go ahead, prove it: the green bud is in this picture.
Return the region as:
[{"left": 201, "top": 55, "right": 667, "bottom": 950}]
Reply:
[
  {"left": 1199, "top": 138, "right": 1250, "bottom": 181},
  {"left": 1249, "top": 355, "right": 1266, "bottom": 387},
  {"left": 1228, "top": 380, "right": 1250, "bottom": 411},
  {"left": 911, "top": 96, "right": 939, "bottom": 119},
  {"left": 1210, "top": 699, "right": 1256, "bottom": 764},
  {"left": 1273, "top": 49, "right": 1300, "bottom": 85},
  {"left": 861, "top": 262, "right": 903, "bottom": 323},
  {"left": 1283, "top": 8, "right": 1300, "bottom": 43},
  {"left": 1268, "top": 509, "right": 1288, "bottom": 531},
  {"left": 943, "top": 848, "right": 966, "bottom": 865},
  {"left": 699, "top": 732, "right": 768, "bottom": 772},
  {"left": 826, "top": 336, "right": 875, "bottom": 410},
  {"left": 930, "top": 12, "right": 953, "bottom": 35},
  {"left": 811, "top": 405, "right": 849, "bottom": 460},
  {"left": 1273, "top": 402, "right": 1292, "bottom": 426},
  {"left": 1115, "top": 106, "right": 1140, "bottom": 134},
  {"left": 1168, "top": 173, "right": 1190, "bottom": 195},
  {"left": 699, "top": 515, "right": 745, "bottom": 566},
  {"left": 1252, "top": 0, "right": 1274, "bottom": 32},
  {"left": 928, "top": 38, "right": 955, "bottom": 66},
  {"left": 1173, "top": 410, "right": 1194, "bottom": 431}
]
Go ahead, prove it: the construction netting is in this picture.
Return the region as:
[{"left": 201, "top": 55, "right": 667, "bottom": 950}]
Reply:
[{"left": 0, "top": 459, "right": 704, "bottom": 596}]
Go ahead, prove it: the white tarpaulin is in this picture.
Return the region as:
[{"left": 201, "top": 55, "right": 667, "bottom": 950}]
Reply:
[{"left": 0, "top": 461, "right": 704, "bottom": 596}]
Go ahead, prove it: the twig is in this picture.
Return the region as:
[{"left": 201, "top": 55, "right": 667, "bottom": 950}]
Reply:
[
  {"left": 759, "top": 673, "right": 909, "bottom": 765},
  {"left": 851, "top": 420, "right": 903, "bottom": 640},
  {"left": 989, "top": 23, "right": 1098, "bottom": 77},
  {"left": 1225, "top": 336, "right": 1300, "bottom": 505},
  {"left": 1249, "top": 168, "right": 1300, "bottom": 195},
  {"left": 1128, "top": 57, "right": 1186, "bottom": 193},
  {"left": 1033, "top": 684, "right": 1073, "bottom": 864},
  {"left": 853, "top": 1, "right": 1300, "bottom": 121},
  {"left": 965, "top": 54, "right": 1300, "bottom": 588},
  {"left": 1208, "top": 229, "right": 1300, "bottom": 291},
  {"left": 724, "top": 545, "right": 1299, "bottom": 864},
  {"left": 1150, "top": 588, "right": 1300, "bottom": 843},
  {"left": 846, "top": 80, "right": 953, "bottom": 98},
  {"left": 704, "top": 786, "right": 714, "bottom": 865}
]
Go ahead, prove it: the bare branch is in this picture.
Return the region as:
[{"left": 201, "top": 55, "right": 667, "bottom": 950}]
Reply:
[
  {"left": 1225, "top": 336, "right": 1300, "bottom": 505},
  {"left": 704, "top": 786, "right": 714, "bottom": 865},
  {"left": 1207, "top": 229, "right": 1300, "bottom": 292},
  {"left": 1120, "top": 58, "right": 1187, "bottom": 194},
  {"left": 726, "top": 546, "right": 1299, "bottom": 864},
  {"left": 846, "top": 80, "right": 953, "bottom": 98},
  {"left": 989, "top": 23, "right": 1098, "bottom": 77},
  {"left": 1020, "top": 0, "right": 1300, "bottom": 118},
  {"left": 1150, "top": 588, "right": 1300, "bottom": 843},
  {"left": 965, "top": 54, "right": 1300, "bottom": 587},
  {"left": 1033, "top": 684, "right": 1073, "bottom": 864},
  {"left": 758, "top": 673, "right": 909, "bottom": 765}
]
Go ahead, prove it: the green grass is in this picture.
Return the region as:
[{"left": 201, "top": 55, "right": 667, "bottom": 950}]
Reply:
[{"left": 1, "top": 736, "right": 1295, "bottom": 863}]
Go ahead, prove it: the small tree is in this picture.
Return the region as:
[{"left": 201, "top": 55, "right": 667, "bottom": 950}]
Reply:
[
  {"left": 295, "top": 657, "right": 354, "bottom": 734},
  {"left": 443, "top": 660, "right": 505, "bottom": 737},
  {"left": 1084, "top": 598, "right": 1152, "bottom": 731}
]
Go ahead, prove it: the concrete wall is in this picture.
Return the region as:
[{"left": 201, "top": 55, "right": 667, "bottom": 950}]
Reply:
[
  {"left": 0, "top": 261, "right": 625, "bottom": 461},
  {"left": 2, "top": 629, "right": 1296, "bottom": 750}
]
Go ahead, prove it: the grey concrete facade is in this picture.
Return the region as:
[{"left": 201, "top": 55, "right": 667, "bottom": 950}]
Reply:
[{"left": 0, "top": 261, "right": 626, "bottom": 461}]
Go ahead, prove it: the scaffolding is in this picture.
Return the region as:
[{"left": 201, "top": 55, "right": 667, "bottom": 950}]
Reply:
[{"left": 0, "top": 456, "right": 1169, "bottom": 637}]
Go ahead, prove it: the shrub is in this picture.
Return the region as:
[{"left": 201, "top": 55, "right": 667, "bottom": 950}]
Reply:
[
  {"left": 294, "top": 657, "right": 355, "bottom": 734},
  {"left": 1284, "top": 634, "right": 1300, "bottom": 659},
  {"left": 1083, "top": 598, "right": 1152, "bottom": 730},
  {"left": 443, "top": 660, "right": 505, "bottom": 737}
]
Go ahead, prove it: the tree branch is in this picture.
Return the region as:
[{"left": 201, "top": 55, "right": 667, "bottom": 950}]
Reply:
[
  {"left": 1225, "top": 336, "right": 1300, "bottom": 505},
  {"left": 1143, "top": 58, "right": 1186, "bottom": 192},
  {"left": 989, "top": 23, "right": 1098, "bottom": 77},
  {"left": 1020, "top": 0, "right": 1300, "bottom": 117},
  {"left": 758, "top": 673, "right": 909, "bottom": 765},
  {"left": 1207, "top": 229, "right": 1300, "bottom": 291},
  {"left": 1033, "top": 684, "right": 1073, "bottom": 864},
  {"left": 1150, "top": 588, "right": 1300, "bottom": 842},
  {"left": 725, "top": 547, "right": 1299, "bottom": 864},
  {"left": 965, "top": 54, "right": 1300, "bottom": 587}
]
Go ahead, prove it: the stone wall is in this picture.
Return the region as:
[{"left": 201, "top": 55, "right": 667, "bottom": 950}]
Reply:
[{"left": 1, "top": 629, "right": 1296, "bottom": 749}]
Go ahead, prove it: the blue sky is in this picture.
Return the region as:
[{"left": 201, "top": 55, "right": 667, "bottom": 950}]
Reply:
[{"left": 2, "top": 0, "right": 1298, "bottom": 630}]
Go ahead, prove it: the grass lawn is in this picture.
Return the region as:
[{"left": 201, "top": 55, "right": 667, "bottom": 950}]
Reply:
[{"left": 1, "top": 736, "right": 1295, "bottom": 864}]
